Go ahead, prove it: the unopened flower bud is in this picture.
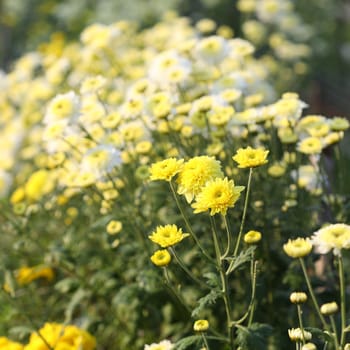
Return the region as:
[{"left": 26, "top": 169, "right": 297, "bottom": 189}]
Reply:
[
  {"left": 302, "top": 343, "right": 317, "bottom": 350},
  {"left": 244, "top": 230, "right": 262, "bottom": 244},
  {"left": 320, "top": 302, "right": 338, "bottom": 315},
  {"left": 194, "top": 319, "right": 209, "bottom": 332},
  {"left": 290, "top": 292, "right": 308, "bottom": 304}
]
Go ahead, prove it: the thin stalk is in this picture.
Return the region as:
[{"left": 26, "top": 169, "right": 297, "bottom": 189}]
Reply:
[
  {"left": 296, "top": 304, "right": 306, "bottom": 345},
  {"left": 338, "top": 254, "right": 346, "bottom": 347},
  {"left": 222, "top": 215, "right": 232, "bottom": 259},
  {"left": 163, "top": 267, "right": 191, "bottom": 315},
  {"left": 209, "top": 216, "right": 234, "bottom": 348},
  {"left": 329, "top": 315, "right": 340, "bottom": 350},
  {"left": 233, "top": 168, "right": 253, "bottom": 257},
  {"left": 170, "top": 247, "right": 209, "bottom": 290},
  {"left": 299, "top": 258, "right": 329, "bottom": 330},
  {"left": 169, "top": 181, "right": 214, "bottom": 263},
  {"left": 201, "top": 332, "right": 210, "bottom": 350}
]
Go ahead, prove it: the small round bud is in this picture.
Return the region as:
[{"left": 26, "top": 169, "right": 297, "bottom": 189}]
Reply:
[
  {"left": 302, "top": 343, "right": 317, "bottom": 350},
  {"left": 193, "top": 319, "right": 209, "bottom": 332},
  {"left": 320, "top": 302, "right": 339, "bottom": 315},
  {"left": 290, "top": 292, "right": 308, "bottom": 304},
  {"left": 244, "top": 230, "right": 262, "bottom": 244}
]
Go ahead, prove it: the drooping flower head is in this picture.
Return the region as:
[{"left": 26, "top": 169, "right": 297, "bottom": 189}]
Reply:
[
  {"left": 232, "top": 146, "right": 269, "bottom": 168},
  {"left": 149, "top": 224, "right": 189, "bottom": 248},
  {"left": 192, "top": 177, "right": 244, "bottom": 216},
  {"left": 149, "top": 158, "right": 184, "bottom": 182},
  {"left": 283, "top": 238, "right": 312, "bottom": 258},
  {"left": 177, "top": 156, "right": 224, "bottom": 202},
  {"left": 311, "top": 223, "right": 350, "bottom": 256}
]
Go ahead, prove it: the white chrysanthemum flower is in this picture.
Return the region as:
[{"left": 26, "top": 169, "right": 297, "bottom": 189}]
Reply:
[
  {"left": 144, "top": 340, "right": 173, "bottom": 350},
  {"left": 44, "top": 91, "right": 80, "bottom": 124},
  {"left": 80, "top": 145, "right": 121, "bottom": 177},
  {"left": 194, "top": 35, "right": 230, "bottom": 64},
  {"left": 311, "top": 223, "right": 350, "bottom": 256}
]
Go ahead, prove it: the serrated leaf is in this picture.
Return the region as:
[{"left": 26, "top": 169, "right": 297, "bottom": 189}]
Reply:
[
  {"left": 235, "top": 323, "right": 273, "bottom": 350},
  {"left": 203, "top": 272, "right": 220, "bottom": 288},
  {"left": 174, "top": 335, "right": 201, "bottom": 350},
  {"left": 226, "top": 246, "right": 256, "bottom": 275},
  {"left": 191, "top": 289, "right": 222, "bottom": 317}
]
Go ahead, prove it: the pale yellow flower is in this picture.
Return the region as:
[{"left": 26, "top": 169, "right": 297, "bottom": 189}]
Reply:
[
  {"left": 283, "top": 238, "right": 312, "bottom": 258},
  {"left": 149, "top": 158, "right": 184, "bottom": 182},
  {"left": 232, "top": 146, "right": 269, "bottom": 168}
]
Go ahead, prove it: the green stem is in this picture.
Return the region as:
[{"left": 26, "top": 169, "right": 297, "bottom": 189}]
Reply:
[
  {"left": 201, "top": 332, "right": 210, "bottom": 350},
  {"left": 170, "top": 247, "right": 209, "bottom": 289},
  {"left": 169, "top": 181, "right": 214, "bottom": 263},
  {"left": 299, "top": 258, "right": 329, "bottom": 330},
  {"left": 296, "top": 304, "right": 306, "bottom": 345},
  {"left": 338, "top": 253, "right": 346, "bottom": 348},
  {"left": 210, "top": 216, "right": 234, "bottom": 348},
  {"left": 329, "top": 315, "right": 340, "bottom": 350},
  {"left": 233, "top": 168, "right": 253, "bottom": 257},
  {"left": 222, "top": 215, "right": 232, "bottom": 259},
  {"left": 163, "top": 267, "right": 191, "bottom": 315}
]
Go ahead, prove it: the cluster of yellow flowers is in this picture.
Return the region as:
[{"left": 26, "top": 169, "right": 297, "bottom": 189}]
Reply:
[
  {"left": 1, "top": 12, "right": 345, "bottom": 212},
  {"left": 0, "top": 323, "right": 96, "bottom": 350}
]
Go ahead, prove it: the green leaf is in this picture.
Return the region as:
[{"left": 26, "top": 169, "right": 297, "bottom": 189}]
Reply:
[
  {"left": 174, "top": 335, "right": 201, "bottom": 350},
  {"left": 9, "top": 326, "right": 34, "bottom": 340},
  {"left": 191, "top": 289, "right": 222, "bottom": 317},
  {"left": 226, "top": 246, "right": 256, "bottom": 275},
  {"left": 64, "top": 288, "right": 90, "bottom": 324},
  {"left": 304, "top": 327, "right": 334, "bottom": 342},
  {"left": 235, "top": 323, "right": 273, "bottom": 350},
  {"left": 203, "top": 272, "right": 220, "bottom": 288}
]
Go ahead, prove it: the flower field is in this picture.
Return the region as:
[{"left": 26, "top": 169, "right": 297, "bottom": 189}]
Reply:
[{"left": 0, "top": 3, "right": 350, "bottom": 350}]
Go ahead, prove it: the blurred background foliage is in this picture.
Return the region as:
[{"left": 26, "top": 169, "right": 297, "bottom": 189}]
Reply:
[{"left": 0, "top": 0, "right": 350, "bottom": 115}]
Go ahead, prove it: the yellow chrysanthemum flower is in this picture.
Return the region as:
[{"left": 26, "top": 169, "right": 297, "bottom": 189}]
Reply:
[
  {"left": 177, "top": 156, "right": 224, "bottom": 202},
  {"left": 192, "top": 177, "right": 244, "bottom": 216},
  {"left": 16, "top": 265, "right": 55, "bottom": 285},
  {"left": 149, "top": 158, "right": 184, "bottom": 182},
  {"left": 311, "top": 223, "right": 350, "bottom": 256},
  {"left": 149, "top": 224, "right": 189, "bottom": 248},
  {"left": 150, "top": 249, "right": 171, "bottom": 267},
  {"left": 24, "top": 323, "right": 96, "bottom": 350},
  {"left": 0, "top": 337, "right": 24, "bottom": 350},
  {"left": 283, "top": 238, "right": 312, "bottom": 258},
  {"left": 232, "top": 146, "right": 269, "bottom": 168}
]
